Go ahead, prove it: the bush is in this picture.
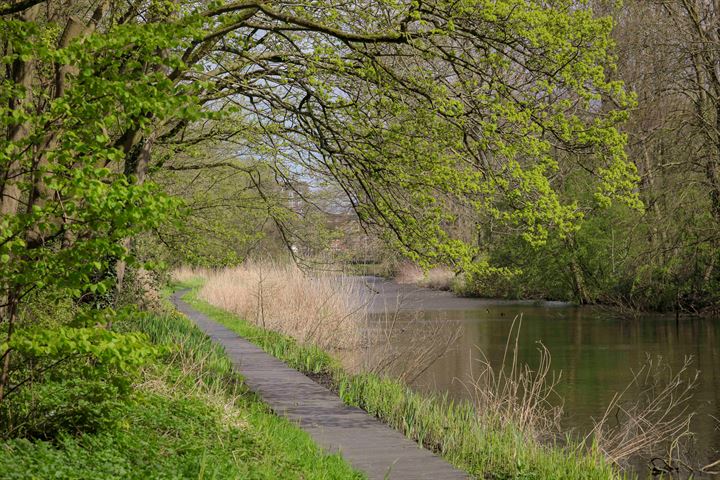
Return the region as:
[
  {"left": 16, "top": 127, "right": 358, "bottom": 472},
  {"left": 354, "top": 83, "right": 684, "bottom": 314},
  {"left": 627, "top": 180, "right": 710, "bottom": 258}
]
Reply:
[
  {"left": 454, "top": 268, "right": 520, "bottom": 298},
  {"left": 0, "top": 323, "right": 159, "bottom": 440},
  {"left": 0, "top": 379, "right": 129, "bottom": 440}
]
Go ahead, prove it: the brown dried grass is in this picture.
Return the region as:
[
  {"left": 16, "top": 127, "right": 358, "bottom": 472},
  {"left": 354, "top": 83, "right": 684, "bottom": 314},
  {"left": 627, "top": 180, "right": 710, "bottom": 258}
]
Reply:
[
  {"left": 393, "top": 262, "right": 424, "bottom": 284},
  {"left": 588, "top": 354, "right": 698, "bottom": 468},
  {"left": 191, "top": 263, "right": 461, "bottom": 379},
  {"left": 197, "top": 263, "right": 366, "bottom": 351},
  {"left": 394, "top": 262, "right": 455, "bottom": 290},
  {"left": 463, "top": 316, "right": 563, "bottom": 441},
  {"left": 171, "top": 266, "right": 213, "bottom": 284}
]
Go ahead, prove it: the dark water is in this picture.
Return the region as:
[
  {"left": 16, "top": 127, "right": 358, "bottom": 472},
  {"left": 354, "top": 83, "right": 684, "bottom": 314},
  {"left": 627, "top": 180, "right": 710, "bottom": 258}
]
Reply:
[{"left": 362, "top": 277, "right": 720, "bottom": 477}]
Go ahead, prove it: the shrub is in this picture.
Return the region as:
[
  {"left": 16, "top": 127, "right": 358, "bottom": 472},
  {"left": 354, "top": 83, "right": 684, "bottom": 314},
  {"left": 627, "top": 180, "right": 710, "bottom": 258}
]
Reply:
[
  {"left": 0, "top": 323, "right": 159, "bottom": 440},
  {"left": 0, "top": 379, "right": 128, "bottom": 440}
]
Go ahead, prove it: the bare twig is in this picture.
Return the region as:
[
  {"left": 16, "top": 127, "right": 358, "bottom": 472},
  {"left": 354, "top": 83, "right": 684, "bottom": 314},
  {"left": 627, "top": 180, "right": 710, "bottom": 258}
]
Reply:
[{"left": 587, "top": 354, "right": 698, "bottom": 468}]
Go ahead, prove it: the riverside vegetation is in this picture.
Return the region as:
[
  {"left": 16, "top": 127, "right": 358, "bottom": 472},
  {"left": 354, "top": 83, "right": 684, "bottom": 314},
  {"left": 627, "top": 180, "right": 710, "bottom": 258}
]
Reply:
[{"left": 175, "top": 264, "right": 703, "bottom": 479}]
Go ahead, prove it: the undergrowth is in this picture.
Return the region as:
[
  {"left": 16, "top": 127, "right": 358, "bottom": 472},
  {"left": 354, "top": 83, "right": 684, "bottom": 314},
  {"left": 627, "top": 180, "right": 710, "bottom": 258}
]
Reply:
[{"left": 0, "top": 304, "right": 361, "bottom": 479}]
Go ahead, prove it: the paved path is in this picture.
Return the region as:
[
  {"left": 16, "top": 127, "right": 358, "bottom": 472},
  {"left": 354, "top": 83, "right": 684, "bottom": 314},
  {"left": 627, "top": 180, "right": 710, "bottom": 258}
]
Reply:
[{"left": 172, "top": 291, "right": 469, "bottom": 480}]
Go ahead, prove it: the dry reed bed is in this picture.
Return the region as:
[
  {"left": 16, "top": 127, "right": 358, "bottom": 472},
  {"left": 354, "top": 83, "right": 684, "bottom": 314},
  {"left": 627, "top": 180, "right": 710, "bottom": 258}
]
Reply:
[
  {"left": 192, "top": 264, "right": 365, "bottom": 351},
  {"left": 394, "top": 262, "right": 456, "bottom": 290},
  {"left": 171, "top": 265, "right": 214, "bottom": 284}
]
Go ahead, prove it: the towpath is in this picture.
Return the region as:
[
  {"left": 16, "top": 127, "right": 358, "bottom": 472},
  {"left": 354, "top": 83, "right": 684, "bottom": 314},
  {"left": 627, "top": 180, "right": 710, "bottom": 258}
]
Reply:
[{"left": 172, "top": 290, "right": 469, "bottom": 480}]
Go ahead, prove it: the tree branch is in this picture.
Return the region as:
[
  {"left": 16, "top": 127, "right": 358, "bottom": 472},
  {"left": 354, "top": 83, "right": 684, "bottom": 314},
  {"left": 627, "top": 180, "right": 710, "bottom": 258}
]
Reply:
[
  {"left": 0, "top": 0, "right": 45, "bottom": 16},
  {"left": 165, "top": 161, "right": 253, "bottom": 172},
  {"left": 253, "top": 3, "right": 407, "bottom": 44}
]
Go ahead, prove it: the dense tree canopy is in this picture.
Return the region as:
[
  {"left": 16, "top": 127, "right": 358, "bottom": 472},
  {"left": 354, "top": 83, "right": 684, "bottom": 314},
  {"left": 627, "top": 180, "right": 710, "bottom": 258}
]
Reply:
[{"left": 166, "top": 0, "right": 639, "bottom": 269}]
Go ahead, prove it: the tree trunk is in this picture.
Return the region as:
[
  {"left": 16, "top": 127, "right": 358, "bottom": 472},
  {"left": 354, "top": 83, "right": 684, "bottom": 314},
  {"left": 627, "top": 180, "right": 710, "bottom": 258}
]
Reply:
[
  {"left": 0, "top": 5, "right": 39, "bottom": 216},
  {"left": 570, "top": 256, "right": 591, "bottom": 305},
  {"left": 566, "top": 237, "right": 591, "bottom": 304},
  {"left": 0, "top": 292, "right": 18, "bottom": 405},
  {"left": 640, "top": 143, "right": 667, "bottom": 257},
  {"left": 115, "top": 132, "right": 156, "bottom": 298}
]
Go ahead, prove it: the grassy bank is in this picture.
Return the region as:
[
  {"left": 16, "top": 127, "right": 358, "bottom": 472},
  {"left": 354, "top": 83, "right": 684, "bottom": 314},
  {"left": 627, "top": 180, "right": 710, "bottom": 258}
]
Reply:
[
  {"left": 0, "top": 306, "right": 361, "bottom": 479},
  {"left": 181, "top": 287, "right": 624, "bottom": 480}
]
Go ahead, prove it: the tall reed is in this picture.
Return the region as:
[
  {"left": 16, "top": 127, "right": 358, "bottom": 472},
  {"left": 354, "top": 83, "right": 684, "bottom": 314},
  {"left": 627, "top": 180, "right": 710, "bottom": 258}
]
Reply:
[
  {"left": 394, "top": 262, "right": 455, "bottom": 290},
  {"left": 171, "top": 266, "right": 213, "bottom": 284},
  {"left": 197, "top": 263, "right": 365, "bottom": 350},
  {"left": 588, "top": 354, "right": 698, "bottom": 468},
  {"left": 464, "top": 317, "right": 563, "bottom": 442}
]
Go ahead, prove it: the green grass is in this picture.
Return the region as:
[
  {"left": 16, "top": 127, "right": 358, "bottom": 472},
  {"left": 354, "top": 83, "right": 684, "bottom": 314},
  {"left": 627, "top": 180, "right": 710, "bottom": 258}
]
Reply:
[
  {"left": 0, "top": 304, "right": 362, "bottom": 480},
  {"left": 182, "top": 288, "right": 626, "bottom": 480}
]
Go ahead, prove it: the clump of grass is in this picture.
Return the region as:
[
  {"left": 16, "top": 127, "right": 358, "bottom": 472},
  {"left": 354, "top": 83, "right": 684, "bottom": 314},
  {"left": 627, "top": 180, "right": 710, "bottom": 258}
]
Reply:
[
  {"left": 421, "top": 267, "right": 456, "bottom": 290},
  {"left": 196, "top": 262, "right": 366, "bottom": 350},
  {"left": 464, "top": 317, "right": 563, "bottom": 442},
  {"left": 128, "top": 310, "right": 237, "bottom": 392},
  {"left": 393, "top": 261, "right": 424, "bottom": 284},
  {"left": 393, "top": 262, "right": 456, "bottom": 290}
]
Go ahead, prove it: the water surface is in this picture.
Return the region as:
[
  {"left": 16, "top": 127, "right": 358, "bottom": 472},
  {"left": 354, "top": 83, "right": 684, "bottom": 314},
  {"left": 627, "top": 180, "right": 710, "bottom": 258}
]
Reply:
[{"left": 361, "top": 277, "right": 720, "bottom": 477}]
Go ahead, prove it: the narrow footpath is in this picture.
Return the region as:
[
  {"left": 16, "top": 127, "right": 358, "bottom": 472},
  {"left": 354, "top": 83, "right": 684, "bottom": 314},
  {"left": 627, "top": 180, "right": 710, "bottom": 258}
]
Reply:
[{"left": 172, "top": 291, "right": 469, "bottom": 480}]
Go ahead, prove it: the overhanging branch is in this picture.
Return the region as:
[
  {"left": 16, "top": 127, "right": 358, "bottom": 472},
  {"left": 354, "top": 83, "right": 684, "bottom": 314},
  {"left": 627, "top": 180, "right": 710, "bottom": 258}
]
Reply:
[{"left": 0, "top": 0, "right": 45, "bottom": 16}]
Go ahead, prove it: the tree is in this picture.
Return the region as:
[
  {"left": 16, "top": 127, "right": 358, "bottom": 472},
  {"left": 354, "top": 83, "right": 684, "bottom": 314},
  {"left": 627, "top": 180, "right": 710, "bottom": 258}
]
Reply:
[
  {"left": 588, "top": 0, "right": 720, "bottom": 310},
  {"left": 151, "top": 143, "right": 340, "bottom": 267},
  {"left": 150, "top": 0, "right": 638, "bottom": 268},
  {"left": 0, "top": 1, "right": 198, "bottom": 402}
]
